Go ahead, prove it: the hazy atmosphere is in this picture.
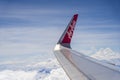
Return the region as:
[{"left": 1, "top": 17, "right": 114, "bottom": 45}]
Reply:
[{"left": 0, "top": 0, "right": 120, "bottom": 80}]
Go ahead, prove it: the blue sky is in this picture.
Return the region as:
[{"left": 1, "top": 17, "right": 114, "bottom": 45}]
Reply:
[{"left": 0, "top": 0, "right": 120, "bottom": 63}]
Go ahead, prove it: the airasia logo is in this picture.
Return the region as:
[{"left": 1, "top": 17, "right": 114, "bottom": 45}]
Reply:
[{"left": 67, "top": 20, "right": 76, "bottom": 39}]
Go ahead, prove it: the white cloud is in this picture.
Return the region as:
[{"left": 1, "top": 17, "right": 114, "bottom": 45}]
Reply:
[
  {"left": 0, "top": 70, "right": 37, "bottom": 80},
  {"left": 0, "top": 59, "right": 69, "bottom": 80},
  {"left": 72, "top": 30, "right": 120, "bottom": 48},
  {"left": 0, "top": 8, "right": 71, "bottom": 24},
  {"left": 0, "top": 68, "right": 69, "bottom": 80},
  {"left": 44, "top": 68, "right": 69, "bottom": 80},
  {"left": 0, "top": 27, "right": 60, "bottom": 56},
  {"left": 91, "top": 48, "right": 120, "bottom": 66}
]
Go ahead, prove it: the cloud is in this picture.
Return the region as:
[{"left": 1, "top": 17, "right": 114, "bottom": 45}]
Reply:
[
  {"left": 0, "top": 27, "right": 59, "bottom": 55},
  {"left": 72, "top": 27, "right": 120, "bottom": 50},
  {"left": 91, "top": 48, "right": 120, "bottom": 59},
  {"left": 0, "top": 59, "right": 69, "bottom": 80},
  {"left": 0, "top": 6, "right": 74, "bottom": 28},
  {"left": 0, "top": 68, "right": 69, "bottom": 80},
  {"left": 0, "top": 24, "right": 119, "bottom": 63},
  {"left": 44, "top": 68, "right": 69, "bottom": 80},
  {"left": 0, "top": 70, "right": 37, "bottom": 80},
  {"left": 0, "top": 48, "right": 120, "bottom": 80},
  {"left": 91, "top": 48, "right": 120, "bottom": 66}
]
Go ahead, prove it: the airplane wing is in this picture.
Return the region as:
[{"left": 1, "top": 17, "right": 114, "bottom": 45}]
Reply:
[{"left": 54, "top": 14, "right": 120, "bottom": 80}]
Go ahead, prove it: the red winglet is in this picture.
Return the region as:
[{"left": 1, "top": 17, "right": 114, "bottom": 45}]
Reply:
[{"left": 58, "top": 14, "right": 78, "bottom": 48}]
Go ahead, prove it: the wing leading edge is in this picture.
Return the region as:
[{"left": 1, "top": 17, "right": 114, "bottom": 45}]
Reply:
[{"left": 54, "top": 14, "right": 120, "bottom": 80}]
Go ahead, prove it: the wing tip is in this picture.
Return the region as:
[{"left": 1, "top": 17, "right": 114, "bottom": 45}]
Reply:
[
  {"left": 74, "top": 13, "right": 78, "bottom": 16},
  {"left": 57, "top": 14, "right": 78, "bottom": 48}
]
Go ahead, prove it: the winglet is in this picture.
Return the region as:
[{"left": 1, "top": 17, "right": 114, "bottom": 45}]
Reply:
[{"left": 57, "top": 14, "right": 78, "bottom": 48}]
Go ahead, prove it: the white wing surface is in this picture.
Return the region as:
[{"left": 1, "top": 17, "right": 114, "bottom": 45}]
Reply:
[{"left": 54, "top": 14, "right": 120, "bottom": 80}]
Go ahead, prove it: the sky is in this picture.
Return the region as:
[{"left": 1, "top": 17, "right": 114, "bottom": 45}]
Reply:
[{"left": 0, "top": 0, "right": 120, "bottom": 63}]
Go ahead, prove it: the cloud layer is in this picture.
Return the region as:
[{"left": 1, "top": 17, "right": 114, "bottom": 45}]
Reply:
[{"left": 0, "top": 59, "right": 69, "bottom": 80}]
